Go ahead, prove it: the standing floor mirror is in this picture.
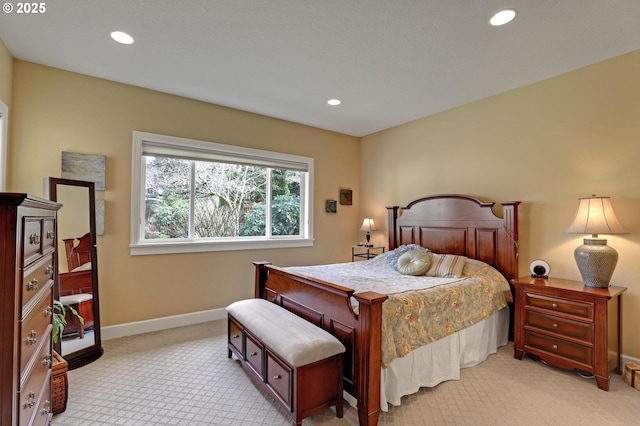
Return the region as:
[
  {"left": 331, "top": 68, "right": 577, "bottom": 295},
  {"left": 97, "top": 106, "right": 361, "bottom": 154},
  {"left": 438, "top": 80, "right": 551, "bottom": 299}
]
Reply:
[{"left": 46, "top": 177, "right": 103, "bottom": 369}]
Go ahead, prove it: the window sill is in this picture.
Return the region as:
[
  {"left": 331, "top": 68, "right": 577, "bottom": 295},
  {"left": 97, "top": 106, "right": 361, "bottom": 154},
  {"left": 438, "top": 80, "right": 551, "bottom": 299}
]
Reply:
[{"left": 129, "top": 238, "right": 314, "bottom": 256}]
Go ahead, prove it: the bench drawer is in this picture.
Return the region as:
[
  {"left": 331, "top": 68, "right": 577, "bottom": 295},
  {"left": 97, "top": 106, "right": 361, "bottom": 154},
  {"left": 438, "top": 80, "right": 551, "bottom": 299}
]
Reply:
[
  {"left": 228, "top": 316, "right": 244, "bottom": 358},
  {"left": 245, "top": 331, "right": 264, "bottom": 379},
  {"left": 266, "top": 349, "right": 292, "bottom": 409}
]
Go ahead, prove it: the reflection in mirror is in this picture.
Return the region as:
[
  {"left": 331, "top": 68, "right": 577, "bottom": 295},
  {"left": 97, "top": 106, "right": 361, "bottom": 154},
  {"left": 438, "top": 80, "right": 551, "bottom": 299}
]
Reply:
[{"left": 46, "top": 177, "right": 103, "bottom": 369}]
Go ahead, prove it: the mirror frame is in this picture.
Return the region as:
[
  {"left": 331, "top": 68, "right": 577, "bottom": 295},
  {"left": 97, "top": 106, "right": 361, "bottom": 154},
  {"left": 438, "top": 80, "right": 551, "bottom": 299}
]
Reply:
[{"left": 47, "top": 177, "right": 103, "bottom": 369}]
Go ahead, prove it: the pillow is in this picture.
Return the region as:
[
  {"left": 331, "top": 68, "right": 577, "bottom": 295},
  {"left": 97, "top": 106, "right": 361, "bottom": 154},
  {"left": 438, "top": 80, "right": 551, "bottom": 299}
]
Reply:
[
  {"left": 396, "top": 250, "right": 432, "bottom": 276},
  {"left": 386, "top": 244, "right": 429, "bottom": 270},
  {"left": 426, "top": 253, "right": 467, "bottom": 278}
]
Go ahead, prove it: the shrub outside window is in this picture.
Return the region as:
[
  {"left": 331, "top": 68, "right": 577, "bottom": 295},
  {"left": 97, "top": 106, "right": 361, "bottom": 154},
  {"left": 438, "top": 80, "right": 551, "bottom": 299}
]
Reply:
[{"left": 130, "top": 131, "right": 314, "bottom": 255}]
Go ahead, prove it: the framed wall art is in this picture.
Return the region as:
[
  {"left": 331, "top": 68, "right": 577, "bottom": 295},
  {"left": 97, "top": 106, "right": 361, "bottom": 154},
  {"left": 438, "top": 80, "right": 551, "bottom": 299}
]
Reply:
[
  {"left": 61, "top": 151, "right": 107, "bottom": 190},
  {"left": 339, "top": 189, "right": 352, "bottom": 205}
]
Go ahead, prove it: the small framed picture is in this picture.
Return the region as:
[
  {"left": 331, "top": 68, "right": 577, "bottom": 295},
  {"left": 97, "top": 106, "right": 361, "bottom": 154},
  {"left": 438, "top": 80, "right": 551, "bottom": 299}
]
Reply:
[
  {"left": 326, "top": 199, "right": 337, "bottom": 213},
  {"left": 339, "top": 189, "right": 352, "bottom": 205}
]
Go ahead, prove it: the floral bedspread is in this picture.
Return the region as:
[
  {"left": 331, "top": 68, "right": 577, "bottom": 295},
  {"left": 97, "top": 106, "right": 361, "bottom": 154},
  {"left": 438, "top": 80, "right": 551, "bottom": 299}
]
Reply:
[{"left": 285, "top": 254, "right": 513, "bottom": 368}]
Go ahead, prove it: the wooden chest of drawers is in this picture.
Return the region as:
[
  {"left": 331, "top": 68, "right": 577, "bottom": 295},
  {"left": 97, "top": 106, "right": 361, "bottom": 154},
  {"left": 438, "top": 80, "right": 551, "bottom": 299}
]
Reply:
[
  {"left": 1, "top": 194, "right": 61, "bottom": 426},
  {"left": 512, "top": 276, "right": 626, "bottom": 391}
]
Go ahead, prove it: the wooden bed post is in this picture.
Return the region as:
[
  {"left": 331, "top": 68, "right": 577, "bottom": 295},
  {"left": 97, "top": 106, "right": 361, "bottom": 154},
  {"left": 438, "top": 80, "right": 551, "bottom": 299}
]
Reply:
[
  {"left": 253, "top": 261, "right": 272, "bottom": 298},
  {"left": 387, "top": 206, "right": 399, "bottom": 249},
  {"left": 499, "top": 201, "right": 520, "bottom": 281},
  {"left": 354, "top": 291, "right": 387, "bottom": 426}
]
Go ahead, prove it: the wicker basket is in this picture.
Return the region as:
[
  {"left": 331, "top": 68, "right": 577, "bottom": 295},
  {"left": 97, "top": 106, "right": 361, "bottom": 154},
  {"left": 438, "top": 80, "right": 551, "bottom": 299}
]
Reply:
[
  {"left": 624, "top": 361, "right": 640, "bottom": 389},
  {"left": 52, "top": 350, "right": 69, "bottom": 415}
]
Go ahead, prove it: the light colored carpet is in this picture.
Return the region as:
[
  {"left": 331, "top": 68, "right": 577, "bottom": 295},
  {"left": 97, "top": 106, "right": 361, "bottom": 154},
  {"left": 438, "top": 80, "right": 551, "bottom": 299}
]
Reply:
[{"left": 52, "top": 320, "right": 640, "bottom": 426}]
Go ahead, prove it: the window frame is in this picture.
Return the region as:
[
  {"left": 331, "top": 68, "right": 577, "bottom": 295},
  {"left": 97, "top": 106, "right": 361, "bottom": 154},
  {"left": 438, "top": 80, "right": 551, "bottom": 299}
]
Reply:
[{"left": 130, "top": 131, "right": 314, "bottom": 255}]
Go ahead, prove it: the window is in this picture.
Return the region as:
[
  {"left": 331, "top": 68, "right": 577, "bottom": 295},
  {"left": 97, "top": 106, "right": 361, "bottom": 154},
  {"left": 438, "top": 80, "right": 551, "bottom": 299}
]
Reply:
[{"left": 131, "top": 131, "right": 314, "bottom": 255}]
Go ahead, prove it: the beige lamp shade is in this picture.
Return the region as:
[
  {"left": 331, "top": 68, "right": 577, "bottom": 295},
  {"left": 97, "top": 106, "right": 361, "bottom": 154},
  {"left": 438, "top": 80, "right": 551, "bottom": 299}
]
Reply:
[
  {"left": 565, "top": 196, "right": 628, "bottom": 236},
  {"left": 360, "top": 218, "right": 378, "bottom": 232},
  {"left": 565, "top": 196, "right": 627, "bottom": 287}
]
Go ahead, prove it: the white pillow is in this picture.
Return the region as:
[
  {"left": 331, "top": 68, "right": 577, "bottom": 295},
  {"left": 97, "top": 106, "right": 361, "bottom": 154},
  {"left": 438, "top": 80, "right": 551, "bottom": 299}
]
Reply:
[
  {"left": 426, "top": 253, "right": 466, "bottom": 278},
  {"left": 396, "top": 250, "right": 432, "bottom": 276}
]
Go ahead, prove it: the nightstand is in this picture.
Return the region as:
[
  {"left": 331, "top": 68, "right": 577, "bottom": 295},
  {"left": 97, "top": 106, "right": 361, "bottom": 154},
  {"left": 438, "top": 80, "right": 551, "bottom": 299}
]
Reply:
[
  {"left": 352, "top": 245, "right": 385, "bottom": 261},
  {"left": 511, "top": 276, "right": 626, "bottom": 391}
]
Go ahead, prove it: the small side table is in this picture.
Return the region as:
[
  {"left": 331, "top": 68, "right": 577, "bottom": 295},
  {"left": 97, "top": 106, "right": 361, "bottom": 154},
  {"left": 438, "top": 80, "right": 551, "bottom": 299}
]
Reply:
[{"left": 352, "top": 245, "right": 385, "bottom": 261}]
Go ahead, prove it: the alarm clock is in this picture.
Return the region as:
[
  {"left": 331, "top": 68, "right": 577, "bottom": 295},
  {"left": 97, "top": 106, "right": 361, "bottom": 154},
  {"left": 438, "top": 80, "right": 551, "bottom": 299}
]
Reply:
[{"left": 529, "top": 259, "right": 550, "bottom": 278}]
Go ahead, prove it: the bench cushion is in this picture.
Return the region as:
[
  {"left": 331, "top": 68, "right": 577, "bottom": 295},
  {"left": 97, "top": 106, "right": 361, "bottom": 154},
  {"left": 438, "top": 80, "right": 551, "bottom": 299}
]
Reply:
[
  {"left": 227, "top": 298, "right": 345, "bottom": 367},
  {"left": 60, "top": 293, "right": 93, "bottom": 305}
]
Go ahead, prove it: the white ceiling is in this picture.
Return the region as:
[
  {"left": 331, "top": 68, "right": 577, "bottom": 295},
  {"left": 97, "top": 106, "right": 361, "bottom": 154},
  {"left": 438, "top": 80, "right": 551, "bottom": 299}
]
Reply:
[{"left": 1, "top": 0, "right": 639, "bottom": 137}]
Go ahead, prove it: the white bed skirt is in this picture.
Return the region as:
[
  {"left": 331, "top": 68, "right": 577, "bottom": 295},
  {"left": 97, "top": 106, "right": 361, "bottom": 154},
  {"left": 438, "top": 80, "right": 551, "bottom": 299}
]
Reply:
[{"left": 343, "top": 307, "right": 509, "bottom": 411}]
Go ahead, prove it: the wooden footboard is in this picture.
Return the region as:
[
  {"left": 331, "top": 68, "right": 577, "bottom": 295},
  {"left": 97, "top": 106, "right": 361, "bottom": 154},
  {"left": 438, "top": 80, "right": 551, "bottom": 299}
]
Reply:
[{"left": 254, "top": 261, "right": 387, "bottom": 426}]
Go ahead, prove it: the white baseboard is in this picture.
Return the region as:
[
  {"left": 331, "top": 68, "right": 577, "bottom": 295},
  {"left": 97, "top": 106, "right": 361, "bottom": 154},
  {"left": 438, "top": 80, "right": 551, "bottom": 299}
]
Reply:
[{"left": 101, "top": 308, "right": 227, "bottom": 340}]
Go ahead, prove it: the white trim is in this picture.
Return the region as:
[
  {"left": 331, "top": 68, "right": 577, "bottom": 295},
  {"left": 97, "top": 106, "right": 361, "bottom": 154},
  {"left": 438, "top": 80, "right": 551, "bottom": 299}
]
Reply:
[
  {"left": 0, "top": 100, "right": 8, "bottom": 192},
  {"left": 101, "top": 307, "right": 228, "bottom": 340}
]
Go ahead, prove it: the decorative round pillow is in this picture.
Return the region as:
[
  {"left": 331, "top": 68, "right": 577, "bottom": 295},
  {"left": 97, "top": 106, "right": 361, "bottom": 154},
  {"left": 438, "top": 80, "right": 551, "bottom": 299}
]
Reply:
[{"left": 396, "top": 249, "right": 432, "bottom": 276}]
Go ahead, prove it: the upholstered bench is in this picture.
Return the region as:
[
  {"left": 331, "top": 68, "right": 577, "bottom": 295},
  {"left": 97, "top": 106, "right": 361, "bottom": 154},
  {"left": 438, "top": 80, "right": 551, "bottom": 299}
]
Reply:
[
  {"left": 226, "top": 298, "right": 345, "bottom": 425},
  {"left": 59, "top": 293, "right": 94, "bottom": 338}
]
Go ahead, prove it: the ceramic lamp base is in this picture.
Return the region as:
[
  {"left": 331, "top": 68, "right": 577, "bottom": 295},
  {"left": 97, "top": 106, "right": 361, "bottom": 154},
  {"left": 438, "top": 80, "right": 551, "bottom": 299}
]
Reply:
[{"left": 574, "top": 238, "right": 618, "bottom": 288}]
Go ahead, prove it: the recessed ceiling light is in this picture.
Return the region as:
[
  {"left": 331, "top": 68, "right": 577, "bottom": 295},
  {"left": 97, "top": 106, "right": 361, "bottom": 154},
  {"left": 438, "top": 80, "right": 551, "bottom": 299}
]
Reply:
[
  {"left": 489, "top": 9, "right": 517, "bottom": 26},
  {"left": 327, "top": 99, "right": 341, "bottom": 106},
  {"left": 110, "top": 31, "right": 134, "bottom": 45}
]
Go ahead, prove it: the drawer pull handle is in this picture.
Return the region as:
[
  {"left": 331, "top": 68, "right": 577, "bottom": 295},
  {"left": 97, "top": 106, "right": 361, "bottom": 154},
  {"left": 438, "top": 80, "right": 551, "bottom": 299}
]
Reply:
[
  {"left": 250, "top": 352, "right": 257, "bottom": 356},
  {"left": 42, "top": 354, "right": 52, "bottom": 367},
  {"left": 42, "top": 400, "right": 51, "bottom": 415},
  {"left": 25, "top": 391, "right": 36, "bottom": 408},
  {"left": 45, "top": 265, "right": 54, "bottom": 275},
  {"left": 45, "top": 306, "right": 53, "bottom": 318},
  {"left": 26, "top": 330, "right": 37, "bottom": 345},
  {"left": 552, "top": 344, "right": 558, "bottom": 350},
  {"left": 46, "top": 230, "right": 55, "bottom": 239},
  {"left": 273, "top": 374, "right": 282, "bottom": 380},
  {"left": 232, "top": 334, "right": 240, "bottom": 339},
  {"left": 27, "top": 278, "right": 39, "bottom": 291},
  {"left": 552, "top": 323, "right": 558, "bottom": 328},
  {"left": 551, "top": 303, "right": 558, "bottom": 308},
  {"left": 29, "top": 233, "right": 40, "bottom": 245}
]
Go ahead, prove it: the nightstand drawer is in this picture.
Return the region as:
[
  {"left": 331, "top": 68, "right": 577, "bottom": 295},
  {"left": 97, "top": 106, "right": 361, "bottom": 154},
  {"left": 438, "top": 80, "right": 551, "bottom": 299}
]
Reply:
[
  {"left": 525, "top": 292, "right": 593, "bottom": 320},
  {"left": 525, "top": 329, "right": 593, "bottom": 368},
  {"left": 524, "top": 310, "right": 593, "bottom": 343}
]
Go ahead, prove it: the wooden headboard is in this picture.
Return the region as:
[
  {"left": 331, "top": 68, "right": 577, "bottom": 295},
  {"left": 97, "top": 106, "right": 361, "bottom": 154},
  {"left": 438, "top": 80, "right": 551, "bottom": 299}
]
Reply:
[{"left": 387, "top": 194, "right": 520, "bottom": 281}]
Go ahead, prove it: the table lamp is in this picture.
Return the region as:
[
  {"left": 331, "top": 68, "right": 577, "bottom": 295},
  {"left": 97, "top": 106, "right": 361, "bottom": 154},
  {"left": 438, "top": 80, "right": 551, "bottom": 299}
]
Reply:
[
  {"left": 360, "top": 218, "right": 377, "bottom": 247},
  {"left": 564, "top": 196, "right": 628, "bottom": 287}
]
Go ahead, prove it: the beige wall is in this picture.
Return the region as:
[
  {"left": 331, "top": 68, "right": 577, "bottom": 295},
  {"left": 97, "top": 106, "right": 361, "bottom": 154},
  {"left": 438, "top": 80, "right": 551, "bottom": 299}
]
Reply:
[
  {"left": 0, "top": 39, "right": 11, "bottom": 105},
  {"left": 361, "top": 49, "right": 640, "bottom": 358},
  {"left": 9, "top": 60, "right": 361, "bottom": 326}
]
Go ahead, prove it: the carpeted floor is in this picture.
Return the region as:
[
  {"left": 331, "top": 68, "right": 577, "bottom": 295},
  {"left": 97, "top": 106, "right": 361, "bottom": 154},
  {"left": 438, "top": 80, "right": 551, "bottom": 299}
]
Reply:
[{"left": 52, "top": 320, "right": 640, "bottom": 425}]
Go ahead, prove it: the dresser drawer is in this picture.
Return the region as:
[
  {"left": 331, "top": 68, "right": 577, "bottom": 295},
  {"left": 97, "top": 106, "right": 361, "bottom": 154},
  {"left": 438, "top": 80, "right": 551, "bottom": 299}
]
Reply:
[
  {"left": 525, "top": 329, "right": 593, "bottom": 368},
  {"left": 23, "top": 218, "right": 44, "bottom": 266},
  {"left": 524, "top": 310, "right": 593, "bottom": 343},
  {"left": 266, "top": 349, "right": 292, "bottom": 409},
  {"left": 42, "top": 217, "right": 56, "bottom": 253},
  {"left": 22, "top": 254, "right": 55, "bottom": 310},
  {"left": 21, "top": 289, "right": 53, "bottom": 373},
  {"left": 525, "top": 292, "right": 593, "bottom": 320},
  {"left": 245, "top": 331, "right": 264, "bottom": 379},
  {"left": 228, "top": 316, "right": 244, "bottom": 358},
  {"left": 19, "top": 353, "right": 51, "bottom": 426}
]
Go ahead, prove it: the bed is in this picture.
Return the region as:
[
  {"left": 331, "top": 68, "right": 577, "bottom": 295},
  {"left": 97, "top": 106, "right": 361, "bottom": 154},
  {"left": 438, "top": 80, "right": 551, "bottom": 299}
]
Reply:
[{"left": 254, "top": 194, "right": 520, "bottom": 426}]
